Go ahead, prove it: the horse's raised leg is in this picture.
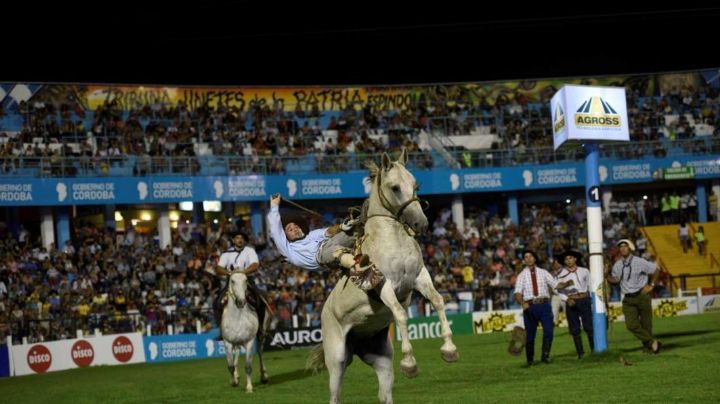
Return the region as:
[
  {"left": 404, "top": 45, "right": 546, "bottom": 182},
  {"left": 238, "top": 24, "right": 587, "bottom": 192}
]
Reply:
[
  {"left": 414, "top": 266, "right": 458, "bottom": 362},
  {"left": 225, "top": 341, "right": 239, "bottom": 387},
  {"left": 243, "top": 339, "right": 255, "bottom": 393},
  {"left": 357, "top": 327, "right": 394, "bottom": 404},
  {"left": 322, "top": 310, "right": 351, "bottom": 403},
  {"left": 379, "top": 280, "right": 417, "bottom": 378}
]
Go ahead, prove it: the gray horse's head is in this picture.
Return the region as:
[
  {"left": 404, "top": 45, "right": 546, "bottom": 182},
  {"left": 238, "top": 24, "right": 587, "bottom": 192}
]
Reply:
[
  {"left": 367, "top": 149, "right": 428, "bottom": 234},
  {"left": 228, "top": 271, "right": 249, "bottom": 308}
]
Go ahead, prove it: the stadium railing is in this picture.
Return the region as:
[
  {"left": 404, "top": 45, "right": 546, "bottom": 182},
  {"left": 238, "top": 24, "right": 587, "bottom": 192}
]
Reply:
[{"left": 1, "top": 137, "right": 717, "bottom": 178}]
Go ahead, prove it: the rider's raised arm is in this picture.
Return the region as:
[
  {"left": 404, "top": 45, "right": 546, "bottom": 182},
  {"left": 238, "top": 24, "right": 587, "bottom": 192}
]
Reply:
[{"left": 267, "top": 204, "right": 292, "bottom": 258}]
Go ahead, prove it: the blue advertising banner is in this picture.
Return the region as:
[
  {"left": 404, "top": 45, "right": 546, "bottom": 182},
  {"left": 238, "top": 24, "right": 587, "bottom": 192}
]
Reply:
[
  {"left": 143, "top": 332, "right": 244, "bottom": 363},
  {"left": 1, "top": 155, "right": 718, "bottom": 206}
]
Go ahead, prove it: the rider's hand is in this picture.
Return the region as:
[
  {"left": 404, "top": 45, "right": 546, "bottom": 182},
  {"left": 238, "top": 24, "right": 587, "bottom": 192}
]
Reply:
[
  {"left": 340, "top": 217, "right": 359, "bottom": 232},
  {"left": 270, "top": 193, "right": 281, "bottom": 207}
]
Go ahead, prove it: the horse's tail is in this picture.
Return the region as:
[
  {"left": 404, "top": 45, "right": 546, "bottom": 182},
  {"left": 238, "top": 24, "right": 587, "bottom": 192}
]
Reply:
[{"left": 305, "top": 344, "right": 326, "bottom": 373}]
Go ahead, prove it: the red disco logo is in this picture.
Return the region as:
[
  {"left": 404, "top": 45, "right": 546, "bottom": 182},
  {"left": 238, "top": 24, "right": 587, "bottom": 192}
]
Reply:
[
  {"left": 71, "top": 340, "right": 95, "bottom": 367},
  {"left": 27, "top": 345, "right": 52, "bottom": 373},
  {"left": 112, "top": 336, "right": 134, "bottom": 362}
]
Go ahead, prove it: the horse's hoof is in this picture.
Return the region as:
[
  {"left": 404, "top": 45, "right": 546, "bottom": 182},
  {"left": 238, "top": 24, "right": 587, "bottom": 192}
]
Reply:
[
  {"left": 400, "top": 364, "right": 418, "bottom": 378},
  {"left": 441, "top": 350, "right": 459, "bottom": 363},
  {"left": 231, "top": 381, "right": 239, "bottom": 387},
  {"left": 261, "top": 376, "right": 269, "bottom": 384},
  {"left": 246, "top": 388, "right": 253, "bottom": 394}
]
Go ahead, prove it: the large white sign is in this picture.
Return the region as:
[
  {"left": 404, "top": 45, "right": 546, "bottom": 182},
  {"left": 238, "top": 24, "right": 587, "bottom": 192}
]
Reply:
[
  {"left": 552, "top": 85, "right": 630, "bottom": 150},
  {"left": 11, "top": 333, "right": 145, "bottom": 376}
]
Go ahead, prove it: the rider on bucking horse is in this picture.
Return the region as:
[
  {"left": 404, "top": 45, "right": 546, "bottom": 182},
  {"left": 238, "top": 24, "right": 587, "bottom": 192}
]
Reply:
[{"left": 266, "top": 193, "right": 383, "bottom": 291}]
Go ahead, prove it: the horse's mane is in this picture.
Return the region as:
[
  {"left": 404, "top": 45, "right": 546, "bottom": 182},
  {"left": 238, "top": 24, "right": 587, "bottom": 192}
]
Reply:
[{"left": 365, "top": 160, "right": 380, "bottom": 181}]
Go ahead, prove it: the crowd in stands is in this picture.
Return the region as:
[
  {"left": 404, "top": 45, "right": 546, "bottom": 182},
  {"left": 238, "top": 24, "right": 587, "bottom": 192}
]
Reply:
[
  {"left": 0, "top": 194, "right": 676, "bottom": 344},
  {"left": 1, "top": 77, "right": 719, "bottom": 176}
]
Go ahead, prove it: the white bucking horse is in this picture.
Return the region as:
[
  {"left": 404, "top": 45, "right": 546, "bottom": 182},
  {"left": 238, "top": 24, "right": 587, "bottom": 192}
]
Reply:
[
  {"left": 222, "top": 270, "right": 270, "bottom": 392},
  {"left": 307, "top": 150, "right": 459, "bottom": 404}
]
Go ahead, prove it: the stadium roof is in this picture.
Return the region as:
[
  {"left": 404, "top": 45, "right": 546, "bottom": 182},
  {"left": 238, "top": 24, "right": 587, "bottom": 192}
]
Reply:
[{"left": 4, "top": 3, "right": 720, "bottom": 86}]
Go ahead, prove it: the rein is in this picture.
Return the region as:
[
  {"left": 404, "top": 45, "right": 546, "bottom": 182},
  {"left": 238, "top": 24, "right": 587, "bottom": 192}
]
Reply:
[
  {"left": 225, "top": 272, "right": 246, "bottom": 308},
  {"left": 272, "top": 193, "right": 323, "bottom": 218}
]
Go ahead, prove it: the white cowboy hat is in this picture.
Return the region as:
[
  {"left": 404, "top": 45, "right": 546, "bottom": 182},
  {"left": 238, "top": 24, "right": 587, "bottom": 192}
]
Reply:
[{"left": 616, "top": 239, "right": 636, "bottom": 251}]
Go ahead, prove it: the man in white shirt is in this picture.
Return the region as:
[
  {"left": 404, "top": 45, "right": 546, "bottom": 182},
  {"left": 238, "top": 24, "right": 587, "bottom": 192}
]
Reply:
[
  {"left": 267, "top": 194, "right": 380, "bottom": 290},
  {"left": 555, "top": 250, "right": 593, "bottom": 359},
  {"left": 514, "top": 250, "right": 573, "bottom": 366}
]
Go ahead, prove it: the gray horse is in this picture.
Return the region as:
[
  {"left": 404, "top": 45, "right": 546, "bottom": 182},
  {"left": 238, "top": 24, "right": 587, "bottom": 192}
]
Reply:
[
  {"left": 307, "top": 150, "right": 458, "bottom": 404},
  {"left": 222, "top": 270, "right": 270, "bottom": 392}
]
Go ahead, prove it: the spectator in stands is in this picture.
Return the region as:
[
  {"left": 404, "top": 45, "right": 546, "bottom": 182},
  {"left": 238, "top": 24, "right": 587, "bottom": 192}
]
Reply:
[
  {"left": 678, "top": 222, "right": 691, "bottom": 253},
  {"left": 606, "top": 239, "right": 661, "bottom": 354},
  {"left": 660, "top": 193, "right": 672, "bottom": 224},
  {"left": 709, "top": 190, "right": 719, "bottom": 222},
  {"left": 695, "top": 225, "right": 706, "bottom": 256}
]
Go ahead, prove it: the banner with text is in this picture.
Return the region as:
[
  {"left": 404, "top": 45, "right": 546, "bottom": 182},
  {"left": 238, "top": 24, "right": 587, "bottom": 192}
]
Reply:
[
  {"left": 11, "top": 333, "right": 145, "bottom": 376},
  {"left": 1, "top": 155, "right": 718, "bottom": 206},
  {"left": 396, "top": 313, "right": 473, "bottom": 341}
]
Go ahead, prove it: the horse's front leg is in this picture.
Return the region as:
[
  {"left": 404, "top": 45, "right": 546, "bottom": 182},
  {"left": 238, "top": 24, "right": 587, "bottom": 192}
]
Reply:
[
  {"left": 224, "top": 341, "right": 239, "bottom": 387},
  {"left": 414, "top": 266, "right": 458, "bottom": 362},
  {"left": 244, "top": 339, "right": 255, "bottom": 393},
  {"left": 379, "top": 280, "right": 417, "bottom": 378}
]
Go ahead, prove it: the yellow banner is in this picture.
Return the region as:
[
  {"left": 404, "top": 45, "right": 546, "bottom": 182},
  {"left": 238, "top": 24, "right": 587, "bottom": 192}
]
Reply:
[{"left": 75, "top": 75, "right": 647, "bottom": 112}]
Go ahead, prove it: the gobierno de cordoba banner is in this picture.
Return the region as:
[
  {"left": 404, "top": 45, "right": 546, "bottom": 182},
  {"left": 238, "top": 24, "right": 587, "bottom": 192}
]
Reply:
[{"left": 1, "top": 155, "right": 718, "bottom": 206}]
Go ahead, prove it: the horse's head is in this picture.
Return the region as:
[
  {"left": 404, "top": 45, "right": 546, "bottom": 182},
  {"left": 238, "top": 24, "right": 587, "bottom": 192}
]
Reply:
[
  {"left": 367, "top": 149, "right": 428, "bottom": 234},
  {"left": 228, "top": 270, "right": 249, "bottom": 308}
]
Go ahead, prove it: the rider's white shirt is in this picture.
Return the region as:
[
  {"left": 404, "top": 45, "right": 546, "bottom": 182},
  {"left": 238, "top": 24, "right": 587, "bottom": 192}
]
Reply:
[{"left": 219, "top": 246, "right": 259, "bottom": 272}]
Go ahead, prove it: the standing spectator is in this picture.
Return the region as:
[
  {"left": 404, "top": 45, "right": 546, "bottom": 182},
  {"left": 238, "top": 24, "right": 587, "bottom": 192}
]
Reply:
[
  {"left": 709, "top": 189, "right": 719, "bottom": 222},
  {"left": 678, "top": 222, "right": 691, "bottom": 253},
  {"left": 555, "top": 250, "right": 593, "bottom": 359},
  {"left": 549, "top": 258, "right": 565, "bottom": 326},
  {"left": 636, "top": 197, "right": 647, "bottom": 226},
  {"left": 635, "top": 232, "right": 648, "bottom": 257},
  {"left": 606, "top": 239, "right": 661, "bottom": 354},
  {"left": 670, "top": 191, "right": 681, "bottom": 224},
  {"left": 660, "top": 193, "right": 672, "bottom": 224},
  {"left": 513, "top": 250, "right": 572, "bottom": 366},
  {"left": 695, "top": 226, "right": 706, "bottom": 256},
  {"left": 687, "top": 193, "right": 697, "bottom": 222}
]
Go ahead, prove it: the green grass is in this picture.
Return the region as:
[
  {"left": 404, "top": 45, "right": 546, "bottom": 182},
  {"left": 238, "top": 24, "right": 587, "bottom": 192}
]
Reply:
[{"left": 2, "top": 313, "right": 720, "bottom": 403}]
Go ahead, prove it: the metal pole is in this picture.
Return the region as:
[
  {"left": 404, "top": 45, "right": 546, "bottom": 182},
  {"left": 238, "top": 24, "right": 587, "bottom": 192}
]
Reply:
[{"left": 585, "top": 143, "right": 608, "bottom": 352}]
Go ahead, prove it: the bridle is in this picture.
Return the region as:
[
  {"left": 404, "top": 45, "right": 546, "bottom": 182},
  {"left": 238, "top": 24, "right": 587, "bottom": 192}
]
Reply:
[
  {"left": 367, "top": 163, "right": 428, "bottom": 231},
  {"left": 226, "top": 271, "right": 246, "bottom": 308}
]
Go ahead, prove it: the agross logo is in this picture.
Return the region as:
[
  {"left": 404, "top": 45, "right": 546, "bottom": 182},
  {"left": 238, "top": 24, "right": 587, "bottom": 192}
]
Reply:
[
  {"left": 112, "top": 336, "right": 134, "bottom": 362},
  {"left": 27, "top": 344, "right": 52, "bottom": 373},
  {"left": 71, "top": 340, "right": 95, "bottom": 367}
]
